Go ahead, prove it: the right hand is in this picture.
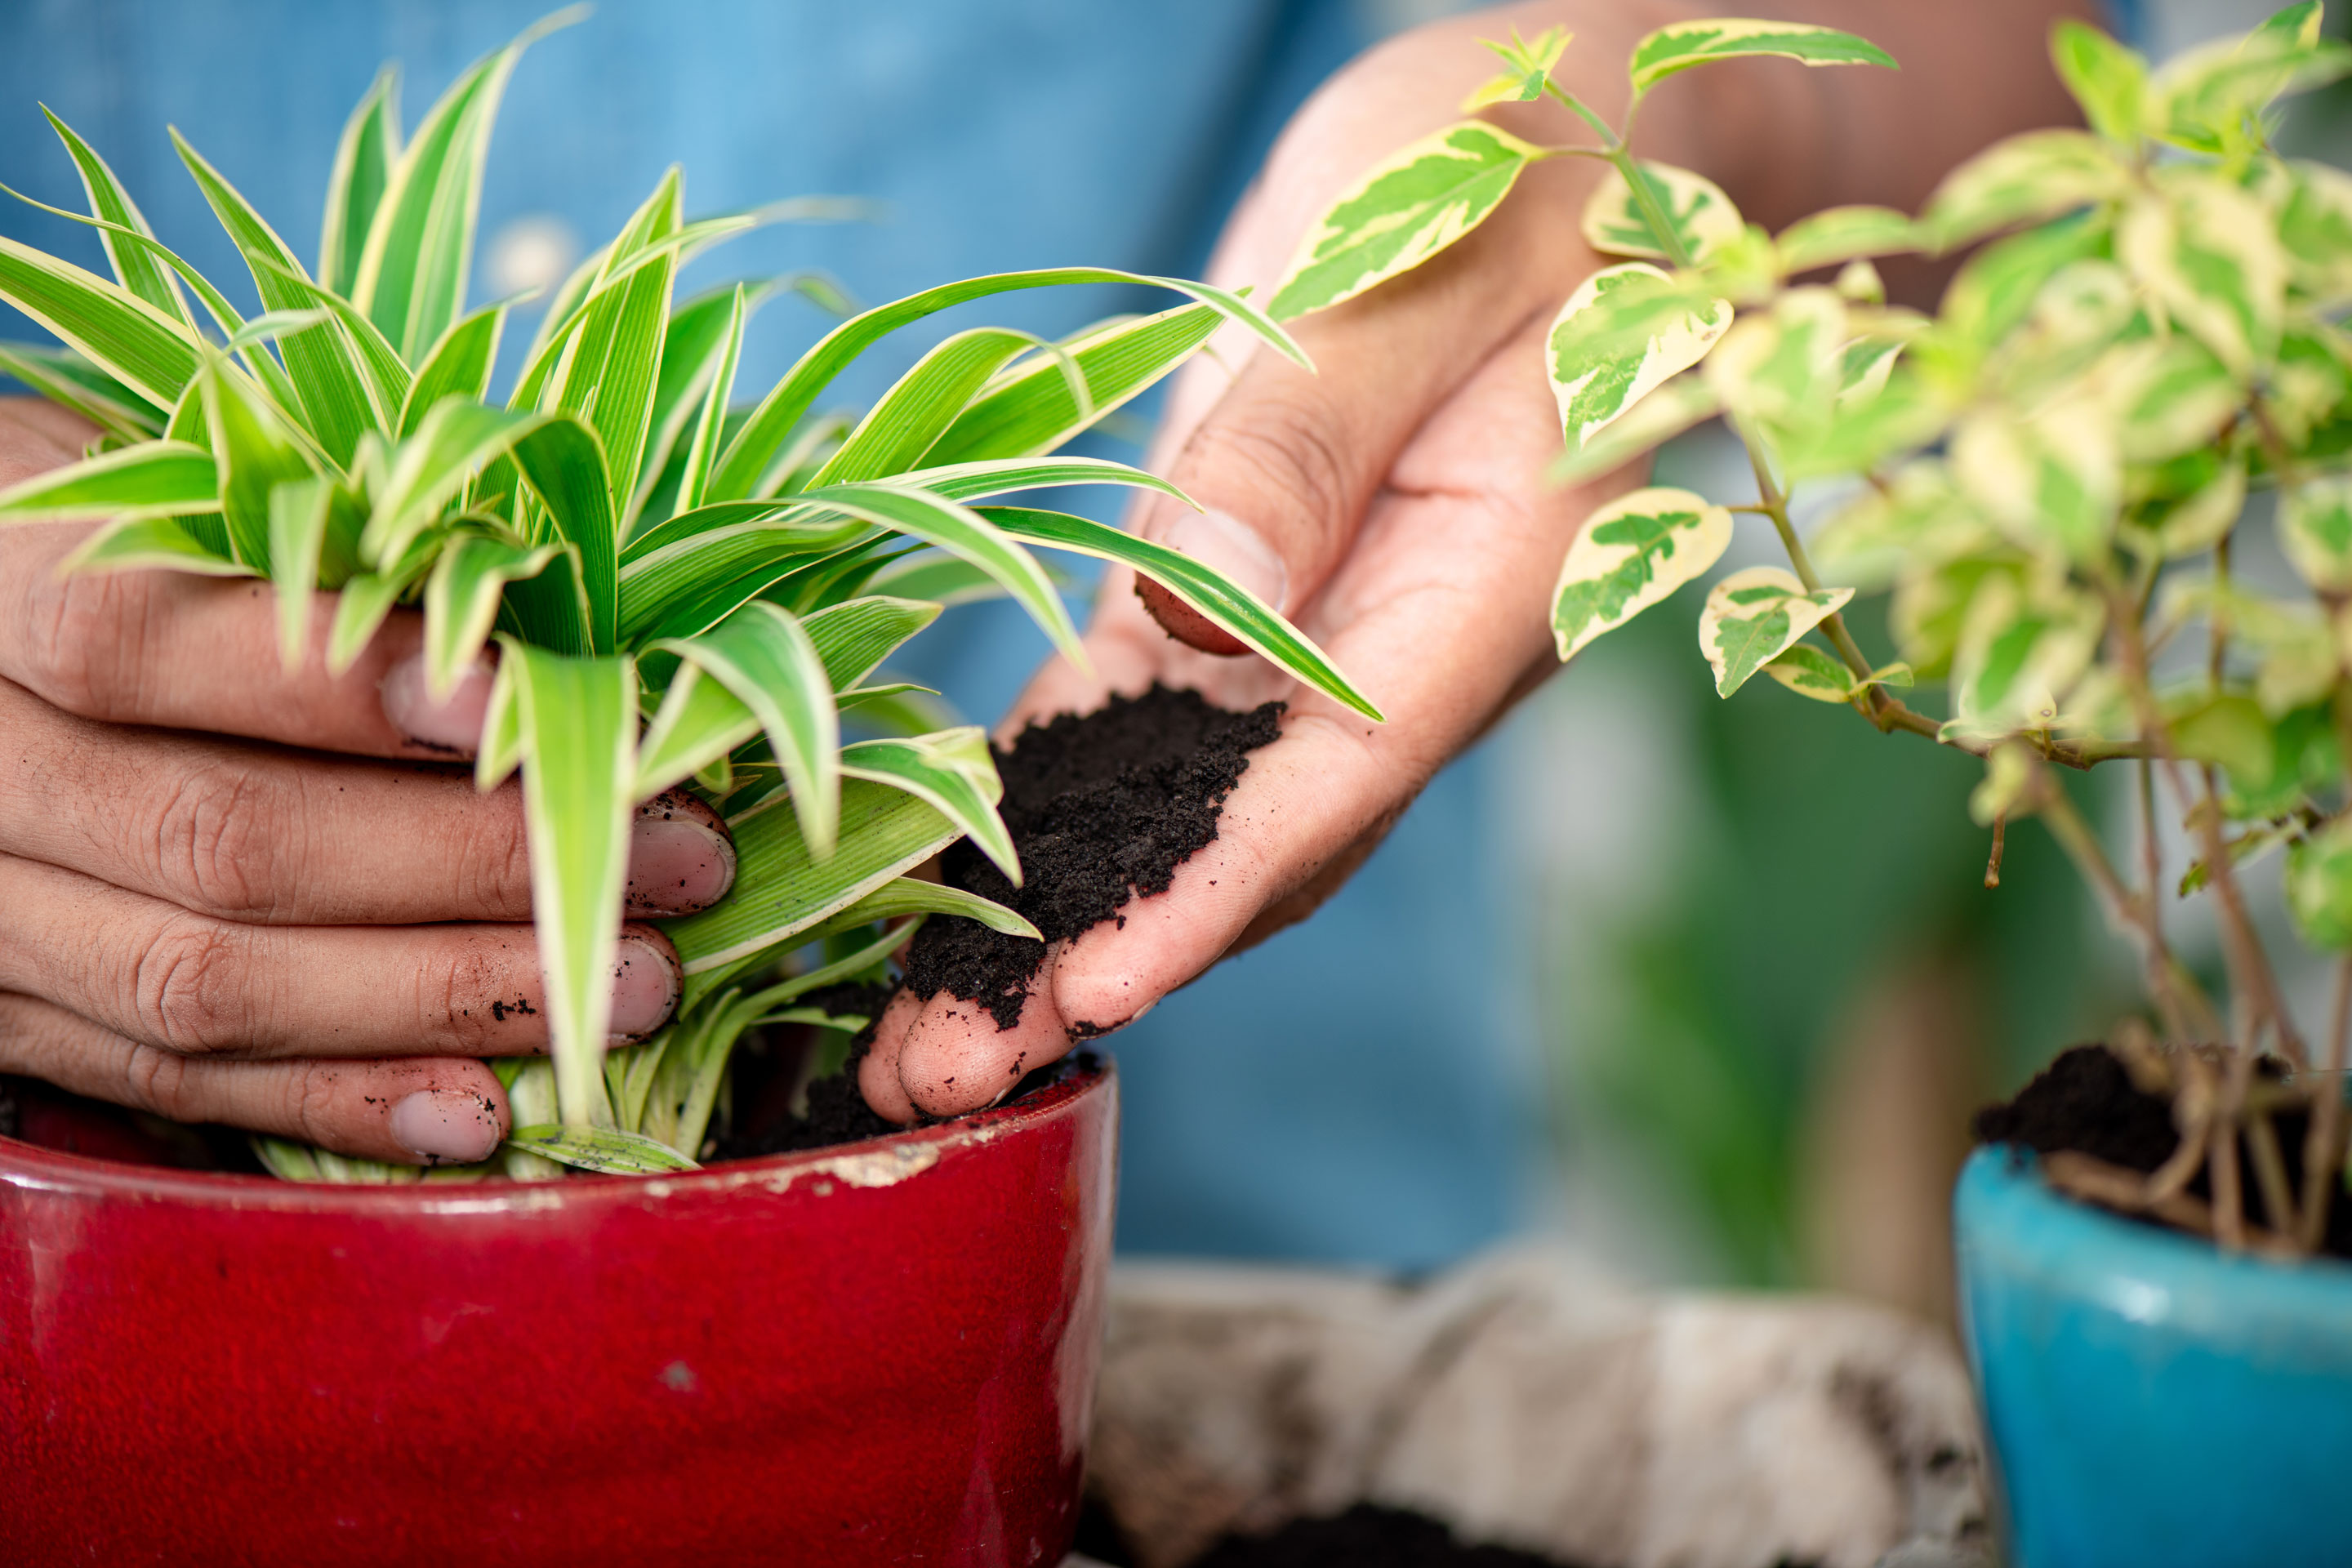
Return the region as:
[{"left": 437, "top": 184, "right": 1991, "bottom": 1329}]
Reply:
[{"left": 0, "top": 400, "right": 735, "bottom": 1165}]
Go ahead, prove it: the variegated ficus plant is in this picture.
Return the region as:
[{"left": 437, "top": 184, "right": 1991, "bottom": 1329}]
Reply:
[
  {"left": 1271, "top": 5, "right": 2352, "bottom": 1255},
  {"left": 0, "top": 11, "right": 1377, "bottom": 1182}
]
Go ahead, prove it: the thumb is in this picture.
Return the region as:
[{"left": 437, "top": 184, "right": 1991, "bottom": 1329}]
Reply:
[{"left": 1131, "top": 223, "right": 1568, "bottom": 657}]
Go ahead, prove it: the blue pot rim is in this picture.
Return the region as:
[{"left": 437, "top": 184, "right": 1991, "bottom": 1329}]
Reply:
[{"left": 1957, "top": 1145, "right": 2352, "bottom": 1352}]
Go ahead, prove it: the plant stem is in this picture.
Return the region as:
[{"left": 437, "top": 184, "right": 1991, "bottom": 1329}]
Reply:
[
  {"left": 1743, "top": 445, "right": 1879, "bottom": 689},
  {"left": 2211, "top": 1112, "right": 2248, "bottom": 1250},
  {"left": 2300, "top": 956, "right": 2351, "bottom": 1252}
]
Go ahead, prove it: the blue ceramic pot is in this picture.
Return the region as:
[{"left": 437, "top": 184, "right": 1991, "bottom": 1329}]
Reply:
[{"left": 1955, "top": 1146, "right": 2352, "bottom": 1568}]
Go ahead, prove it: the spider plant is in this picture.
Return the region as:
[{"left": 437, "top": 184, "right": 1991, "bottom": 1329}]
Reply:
[{"left": 0, "top": 10, "right": 1378, "bottom": 1180}]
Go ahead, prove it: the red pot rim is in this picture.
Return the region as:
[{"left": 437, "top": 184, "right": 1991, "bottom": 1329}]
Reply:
[{"left": 0, "top": 1061, "right": 1108, "bottom": 1214}]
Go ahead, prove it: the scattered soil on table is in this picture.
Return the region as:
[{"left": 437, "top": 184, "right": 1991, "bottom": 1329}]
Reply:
[
  {"left": 901, "top": 684, "right": 1284, "bottom": 1030},
  {"left": 1183, "top": 1506, "right": 1592, "bottom": 1568},
  {"left": 1976, "top": 1043, "right": 2352, "bottom": 1258}
]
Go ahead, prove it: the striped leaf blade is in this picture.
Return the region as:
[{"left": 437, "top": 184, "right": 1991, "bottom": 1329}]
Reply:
[
  {"left": 41, "top": 109, "right": 190, "bottom": 325},
  {"left": 319, "top": 65, "right": 400, "bottom": 298},
  {"left": 399, "top": 301, "right": 507, "bottom": 437},
  {"left": 508, "top": 1124, "right": 697, "bottom": 1174},
  {"left": 203, "top": 359, "right": 318, "bottom": 572},
  {"left": 423, "top": 533, "right": 560, "bottom": 697},
  {"left": 924, "top": 301, "right": 1223, "bottom": 465},
  {"left": 61, "top": 514, "right": 250, "bottom": 577},
  {"left": 0, "top": 439, "right": 216, "bottom": 521},
  {"left": 0, "top": 341, "right": 166, "bottom": 441},
  {"left": 0, "top": 235, "right": 203, "bottom": 408},
  {"left": 976, "top": 506, "right": 1380, "bottom": 721},
  {"left": 653, "top": 601, "right": 840, "bottom": 857},
  {"left": 840, "top": 728, "right": 1017, "bottom": 883},
  {"left": 808, "top": 326, "right": 1036, "bottom": 487},
  {"left": 504, "top": 642, "right": 638, "bottom": 1126},
  {"left": 171, "top": 128, "right": 382, "bottom": 461},
  {"left": 707, "top": 267, "right": 1303, "bottom": 503},
  {"left": 669, "top": 283, "right": 749, "bottom": 519}
]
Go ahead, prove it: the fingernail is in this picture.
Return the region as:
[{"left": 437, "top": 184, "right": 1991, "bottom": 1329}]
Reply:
[
  {"left": 626, "top": 791, "right": 737, "bottom": 915},
  {"left": 389, "top": 1089, "right": 502, "bottom": 1164},
  {"left": 608, "top": 931, "right": 681, "bottom": 1039},
  {"left": 1159, "top": 509, "right": 1289, "bottom": 612},
  {"left": 381, "top": 651, "right": 493, "bottom": 755}
]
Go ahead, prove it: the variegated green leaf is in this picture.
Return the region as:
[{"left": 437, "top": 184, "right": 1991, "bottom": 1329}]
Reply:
[
  {"left": 1699, "top": 565, "right": 1854, "bottom": 697},
  {"left": 502, "top": 642, "right": 636, "bottom": 1126},
  {"left": 924, "top": 301, "right": 1222, "bottom": 466},
  {"left": 2051, "top": 19, "right": 2149, "bottom": 145},
  {"left": 1921, "top": 131, "right": 2130, "bottom": 252},
  {"left": 975, "top": 506, "right": 1380, "bottom": 721},
  {"left": 357, "top": 10, "right": 580, "bottom": 359},
  {"left": 424, "top": 534, "right": 560, "bottom": 697},
  {"left": 1267, "top": 121, "right": 1546, "bottom": 320},
  {"left": 710, "top": 269, "right": 1302, "bottom": 504},
  {"left": 0, "top": 341, "right": 165, "bottom": 442},
  {"left": 1582, "top": 161, "right": 1743, "bottom": 265},
  {"left": 840, "top": 728, "right": 1016, "bottom": 883},
  {"left": 399, "top": 301, "right": 507, "bottom": 438},
  {"left": 667, "top": 283, "right": 750, "bottom": 520},
  {"left": 1774, "top": 205, "right": 1918, "bottom": 274},
  {"left": 0, "top": 439, "right": 216, "bottom": 521},
  {"left": 1762, "top": 643, "right": 1855, "bottom": 702},
  {"left": 2278, "top": 159, "right": 2352, "bottom": 305},
  {"left": 318, "top": 65, "right": 400, "bottom": 298},
  {"left": 266, "top": 475, "right": 332, "bottom": 669},
  {"left": 1949, "top": 577, "right": 2104, "bottom": 736},
  {"left": 635, "top": 662, "right": 759, "bottom": 800},
  {"left": 2119, "top": 174, "right": 2284, "bottom": 376},
  {"left": 0, "top": 235, "right": 202, "bottom": 408},
  {"left": 1548, "top": 263, "right": 1731, "bottom": 459},
  {"left": 653, "top": 601, "right": 840, "bottom": 858},
  {"left": 203, "top": 359, "right": 318, "bottom": 572},
  {"left": 2152, "top": 17, "right": 2352, "bottom": 155},
  {"left": 41, "top": 109, "right": 190, "bottom": 326},
  {"left": 1550, "top": 374, "right": 1720, "bottom": 484},
  {"left": 1626, "top": 19, "right": 1896, "bottom": 95},
  {"left": 791, "top": 875, "right": 1037, "bottom": 949},
  {"left": 616, "top": 512, "right": 867, "bottom": 645},
  {"left": 60, "top": 514, "right": 251, "bottom": 577},
  {"left": 810, "top": 327, "right": 1038, "bottom": 487},
  {"left": 2289, "top": 816, "right": 2352, "bottom": 950},
  {"left": 1550, "top": 485, "right": 1732, "bottom": 661},
  {"left": 1702, "top": 286, "right": 1846, "bottom": 463},
  {"left": 1949, "top": 395, "right": 2118, "bottom": 563},
  {"left": 1463, "top": 24, "right": 1570, "bottom": 109},
  {"left": 2283, "top": 474, "right": 2352, "bottom": 590},
  {"left": 507, "top": 1124, "right": 697, "bottom": 1174},
  {"left": 665, "top": 777, "right": 963, "bottom": 998},
  {"left": 172, "top": 129, "right": 381, "bottom": 461}
]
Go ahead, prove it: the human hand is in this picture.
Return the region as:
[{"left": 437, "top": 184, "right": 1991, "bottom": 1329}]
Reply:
[
  {"left": 0, "top": 401, "right": 735, "bottom": 1165},
  {"left": 860, "top": 0, "right": 2088, "bottom": 1121}
]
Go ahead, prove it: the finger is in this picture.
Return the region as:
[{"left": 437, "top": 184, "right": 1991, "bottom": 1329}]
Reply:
[
  {"left": 0, "top": 991, "right": 510, "bottom": 1165},
  {"left": 0, "top": 678, "right": 733, "bottom": 922},
  {"left": 856, "top": 987, "right": 927, "bottom": 1125},
  {"left": 0, "top": 520, "right": 492, "bottom": 758},
  {"left": 0, "top": 853, "right": 682, "bottom": 1058},
  {"left": 892, "top": 957, "right": 1076, "bottom": 1119}
]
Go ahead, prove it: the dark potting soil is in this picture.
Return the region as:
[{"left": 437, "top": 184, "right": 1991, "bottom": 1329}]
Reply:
[
  {"left": 1186, "top": 1505, "right": 1592, "bottom": 1568},
  {"left": 901, "top": 684, "right": 1284, "bottom": 1030},
  {"left": 1976, "top": 1043, "right": 2352, "bottom": 1258}
]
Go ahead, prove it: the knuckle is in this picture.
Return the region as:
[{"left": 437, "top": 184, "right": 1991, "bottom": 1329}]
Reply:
[
  {"left": 457, "top": 792, "right": 534, "bottom": 917},
  {"left": 131, "top": 915, "right": 249, "bottom": 1054},
  {"left": 423, "top": 933, "right": 514, "bottom": 1051},
  {"left": 16, "top": 569, "right": 154, "bottom": 721},
  {"left": 285, "top": 1060, "right": 342, "bottom": 1147},
  {"left": 146, "top": 762, "right": 288, "bottom": 920},
  {"left": 120, "top": 1041, "right": 194, "bottom": 1120},
  {"left": 1184, "top": 402, "right": 1355, "bottom": 548}
]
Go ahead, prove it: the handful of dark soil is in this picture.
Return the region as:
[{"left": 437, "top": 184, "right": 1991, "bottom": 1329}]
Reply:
[
  {"left": 1976, "top": 1043, "right": 2352, "bottom": 1258},
  {"left": 901, "top": 684, "right": 1283, "bottom": 1030}
]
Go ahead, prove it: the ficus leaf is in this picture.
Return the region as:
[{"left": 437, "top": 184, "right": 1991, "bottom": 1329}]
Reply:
[
  {"left": 1626, "top": 18, "right": 1896, "bottom": 96},
  {"left": 1268, "top": 121, "right": 1546, "bottom": 320},
  {"left": 1582, "top": 161, "right": 1744, "bottom": 265},
  {"left": 2051, "top": 19, "right": 2149, "bottom": 145},
  {"left": 1920, "top": 131, "right": 2130, "bottom": 253},
  {"left": 1698, "top": 566, "right": 1853, "bottom": 697},
  {"left": 1773, "top": 204, "right": 1919, "bottom": 274},
  {"left": 1762, "top": 643, "right": 1855, "bottom": 703},
  {"left": 1551, "top": 486, "right": 1732, "bottom": 661},
  {"left": 1548, "top": 264, "right": 1731, "bottom": 460},
  {"left": 2282, "top": 474, "right": 2352, "bottom": 590}
]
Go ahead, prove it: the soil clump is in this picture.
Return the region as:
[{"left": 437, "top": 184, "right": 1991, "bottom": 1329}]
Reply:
[
  {"left": 901, "top": 684, "right": 1284, "bottom": 1029},
  {"left": 1976, "top": 1043, "right": 2352, "bottom": 1258}
]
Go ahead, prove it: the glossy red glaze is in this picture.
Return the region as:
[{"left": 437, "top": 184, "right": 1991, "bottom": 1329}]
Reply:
[{"left": 0, "top": 1063, "right": 1116, "bottom": 1566}]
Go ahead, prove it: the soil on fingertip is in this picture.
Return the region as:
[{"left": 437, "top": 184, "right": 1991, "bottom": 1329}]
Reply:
[
  {"left": 1975, "top": 1043, "right": 2352, "bottom": 1258},
  {"left": 899, "top": 684, "right": 1284, "bottom": 1030}
]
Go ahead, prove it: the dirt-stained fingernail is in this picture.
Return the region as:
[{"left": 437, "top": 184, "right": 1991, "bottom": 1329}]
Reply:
[
  {"left": 626, "top": 791, "right": 737, "bottom": 915},
  {"left": 388, "top": 1089, "right": 501, "bottom": 1163},
  {"left": 608, "top": 927, "right": 682, "bottom": 1039},
  {"left": 381, "top": 651, "right": 493, "bottom": 755}
]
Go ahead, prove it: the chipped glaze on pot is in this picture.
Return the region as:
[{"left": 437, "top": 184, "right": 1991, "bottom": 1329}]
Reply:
[
  {"left": 1956, "top": 1145, "right": 2352, "bottom": 1568},
  {"left": 0, "top": 1062, "right": 1116, "bottom": 1567}
]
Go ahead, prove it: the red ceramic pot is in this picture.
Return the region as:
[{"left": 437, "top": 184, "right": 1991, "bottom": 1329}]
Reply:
[{"left": 0, "top": 1062, "right": 1116, "bottom": 1566}]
